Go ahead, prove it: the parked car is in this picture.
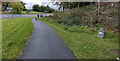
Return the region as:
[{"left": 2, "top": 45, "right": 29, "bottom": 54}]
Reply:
[{"left": 41, "top": 14, "right": 43, "bottom": 17}]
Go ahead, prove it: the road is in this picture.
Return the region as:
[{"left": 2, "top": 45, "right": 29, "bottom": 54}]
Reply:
[
  {"left": 18, "top": 18, "right": 76, "bottom": 59},
  {"left": 0, "top": 14, "right": 53, "bottom": 19}
]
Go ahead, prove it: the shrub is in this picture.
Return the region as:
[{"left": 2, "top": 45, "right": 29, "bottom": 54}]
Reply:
[
  {"left": 83, "top": 6, "right": 92, "bottom": 10},
  {"left": 53, "top": 12, "right": 59, "bottom": 19},
  {"left": 94, "top": 24, "right": 102, "bottom": 28},
  {"left": 53, "top": 10, "right": 85, "bottom": 26},
  {"left": 26, "top": 10, "right": 29, "bottom": 14}
]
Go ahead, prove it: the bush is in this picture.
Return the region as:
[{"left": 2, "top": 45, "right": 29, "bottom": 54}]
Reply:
[
  {"left": 94, "top": 24, "right": 102, "bottom": 28},
  {"left": 83, "top": 6, "right": 92, "bottom": 10},
  {"left": 32, "top": 4, "right": 41, "bottom": 12},
  {"left": 53, "top": 12, "right": 59, "bottom": 19},
  {"left": 26, "top": 10, "right": 29, "bottom": 14},
  {"left": 62, "top": 17, "right": 84, "bottom": 26},
  {"left": 53, "top": 10, "right": 85, "bottom": 26}
]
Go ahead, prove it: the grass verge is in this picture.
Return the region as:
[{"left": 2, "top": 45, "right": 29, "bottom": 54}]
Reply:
[
  {"left": 39, "top": 18, "right": 119, "bottom": 59},
  {"left": 2, "top": 17, "right": 33, "bottom": 59},
  {"left": 0, "top": 19, "right": 2, "bottom": 59}
]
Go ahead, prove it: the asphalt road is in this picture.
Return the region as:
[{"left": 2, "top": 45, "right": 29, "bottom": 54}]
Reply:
[
  {"left": 18, "top": 18, "right": 76, "bottom": 59},
  {"left": 0, "top": 14, "right": 53, "bottom": 19}
]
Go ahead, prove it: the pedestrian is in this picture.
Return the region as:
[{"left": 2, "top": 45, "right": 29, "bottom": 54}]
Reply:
[
  {"left": 37, "top": 14, "right": 39, "bottom": 18},
  {"left": 36, "top": 18, "right": 37, "bottom": 20}
]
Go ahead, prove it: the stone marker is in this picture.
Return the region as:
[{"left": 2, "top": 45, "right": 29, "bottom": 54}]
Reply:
[{"left": 97, "top": 28, "right": 105, "bottom": 39}]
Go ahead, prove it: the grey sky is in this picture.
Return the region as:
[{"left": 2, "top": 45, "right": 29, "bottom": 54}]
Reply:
[{"left": 20, "top": 0, "right": 59, "bottom": 10}]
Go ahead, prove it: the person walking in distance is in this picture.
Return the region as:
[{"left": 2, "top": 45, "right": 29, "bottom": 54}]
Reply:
[
  {"left": 36, "top": 14, "right": 39, "bottom": 20},
  {"left": 37, "top": 14, "right": 39, "bottom": 18}
]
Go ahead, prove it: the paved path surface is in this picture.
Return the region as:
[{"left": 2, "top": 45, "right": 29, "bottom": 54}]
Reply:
[
  {"left": 0, "top": 14, "right": 53, "bottom": 19},
  {"left": 19, "top": 18, "right": 76, "bottom": 59}
]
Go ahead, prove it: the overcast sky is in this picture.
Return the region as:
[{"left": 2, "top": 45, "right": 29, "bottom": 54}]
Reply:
[{"left": 20, "top": 0, "right": 59, "bottom": 10}]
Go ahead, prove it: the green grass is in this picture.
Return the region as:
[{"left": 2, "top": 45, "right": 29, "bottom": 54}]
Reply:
[
  {"left": 2, "top": 18, "right": 33, "bottom": 59},
  {"left": 0, "top": 19, "right": 2, "bottom": 59},
  {"left": 39, "top": 18, "right": 119, "bottom": 59},
  {"left": 22, "top": 11, "right": 52, "bottom": 14}
]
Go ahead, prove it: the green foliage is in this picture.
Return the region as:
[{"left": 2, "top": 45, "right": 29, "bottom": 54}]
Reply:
[
  {"left": 26, "top": 10, "right": 29, "bottom": 14},
  {"left": 94, "top": 24, "right": 102, "bottom": 28},
  {"left": 52, "top": 12, "right": 59, "bottom": 19},
  {"left": 9, "top": 2, "right": 24, "bottom": 14},
  {"left": 40, "top": 6, "right": 47, "bottom": 12},
  {"left": 62, "top": 17, "right": 84, "bottom": 26},
  {"left": 21, "top": 1, "right": 27, "bottom": 11},
  {"left": 104, "top": 32, "right": 119, "bottom": 41},
  {"left": 53, "top": 10, "right": 85, "bottom": 26},
  {"left": 32, "top": 4, "right": 55, "bottom": 13},
  {"left": 83, "top": 6, "right": 92, "bottom": 10},
  {"left": 53, "top": 2, "right": 118, "bottom": 33},
  {"left": 33, "top": 4, "right": 41, "bottom": 12},
  {"left": 52, "top": 7, "right": 99, "bottom": 27},
  {"left": 2, "top": 4, "right": 7, "bottom": 11},
  {"left": 50, "top": 8, "right": 55, "bottom": 13},
  {"left": 54, "top": 2, "right": 92, "bottom": 11},
  {"left": 26, "top": 10, "right": 30, "bottom": 14},
  {"left": 46, "top": 5, "right": 50, "bottom": 13}
]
